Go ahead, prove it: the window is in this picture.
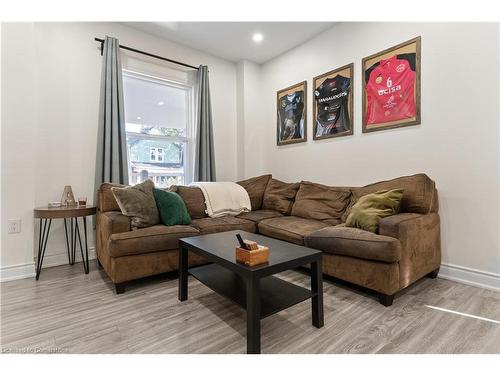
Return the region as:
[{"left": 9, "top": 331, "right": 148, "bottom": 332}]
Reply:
[
  {"left": 149, "top": 147, "right": 164, "bottom": 162},
  {"left": 123, "top": 71, "right": 193, "bottom": 188}
]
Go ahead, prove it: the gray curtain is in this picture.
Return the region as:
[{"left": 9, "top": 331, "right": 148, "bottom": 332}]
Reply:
[
  {"left": 94, "top": 36, "right": 128, "bottom": 195},
  {"left": 194, "top": 65, "right": 216, "bottom": 181}
]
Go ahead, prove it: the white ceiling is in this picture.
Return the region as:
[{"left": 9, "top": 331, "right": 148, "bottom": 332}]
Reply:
[{"left": 124, "top": 22, "right": 335, "bottom": 64}]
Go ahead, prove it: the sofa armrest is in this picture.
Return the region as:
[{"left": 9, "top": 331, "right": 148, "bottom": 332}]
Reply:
[
  {"left": 379, "top": 212, "right": 441, "bottom": 288},
  {"left": 379, "top": 213, "right": 426, "bottom": 238},
  {"left": 99, "top": 211, "right": 131, "bottom": 235},
  {"left": 96, "top": 211, "right": 131, "bottom": 262}
]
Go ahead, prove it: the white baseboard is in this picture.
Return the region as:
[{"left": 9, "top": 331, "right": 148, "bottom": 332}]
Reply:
[
  {"left": 42, "top": 247, "right": 96, "bottom": 268},
  {"left": 0, "top": 262, "right": 36, "bottom": 282},
  {"left": 439, "top": 263, "right": 500, "bottom": 292},
  {"left": 0, "top": 247, "right": 95, "bottom": 282}
]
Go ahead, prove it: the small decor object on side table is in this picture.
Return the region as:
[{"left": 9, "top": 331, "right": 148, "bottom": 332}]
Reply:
[
  {"left": 61, "top": 185, "right": 77, "bottom": 206},
  {"left": 78, "top": 196, "right": 87, "bottom": 206},
  {"left": 235, "top": 234, "right": 269, "bottom": 266}
]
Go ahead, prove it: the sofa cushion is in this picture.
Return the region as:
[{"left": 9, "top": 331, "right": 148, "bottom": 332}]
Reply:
[
  {"left": 111, "top": 180, "right": 160, "bottom": 229},
  {"left": 291, "top": 181, "right": 351, "bottom": 225},
  {"left": 107, "top": 224, "right": 199, "bottom": 257},
  {"left": 191, "top": 216, "right": 256, "bottom": 234},
  {"left": 237, "top": 174, "right": 272, "bottom": 210},
  {"left": 97, "top": 182, "right": 126, "bottom": 212},
  {"left": 170, "top": 185, "right": 208, "bottom": 219},
  {"left": 258, "top": 216, "right": 331, "bottom": 245},
  {"left": 236, "top": 209, "right": 283, "bottom": 223},
  {"left": 342, "top": 174, "right": 437, "bottom": 221},
  {"left": 305, "top": 226, "right": 402, "bottom": 263},
  {"left": 262, "top": 178, "right": 300, "bottom": 215},
  {"left": 346, "top": 189, "right": 403, "bottom": 233},
  {"left": 153, "top": 189, "right": 191, "bottom": 226}
]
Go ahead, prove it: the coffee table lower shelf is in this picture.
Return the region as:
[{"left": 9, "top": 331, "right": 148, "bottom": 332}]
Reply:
[{"left": 189, "top": 264, "right": 314, "bottom": 319}]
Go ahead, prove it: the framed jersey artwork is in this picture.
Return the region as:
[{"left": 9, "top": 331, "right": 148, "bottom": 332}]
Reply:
[
  {"left": 313, "top": 63, "right": 354, "bottom": 140},
  {"left": 276, "top": 81, "right": 307, "bottom": 145},
  {"left": 362, "top": 36, "right": 421, "bottom": 133}
]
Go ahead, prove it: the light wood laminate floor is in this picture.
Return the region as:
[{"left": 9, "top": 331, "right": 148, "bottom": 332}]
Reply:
[{"left": 1, "top": 260, "right": 499, "bottom": 354}]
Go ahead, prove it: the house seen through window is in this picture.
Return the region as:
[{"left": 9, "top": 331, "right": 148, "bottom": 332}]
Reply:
[{"left": 123, "top": 71, "right": 192, "bottom": 188}]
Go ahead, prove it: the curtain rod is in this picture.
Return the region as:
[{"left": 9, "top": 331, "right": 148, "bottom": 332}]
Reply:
[{"left": 94, "top": 37, "right": 200, "bottom": 70}]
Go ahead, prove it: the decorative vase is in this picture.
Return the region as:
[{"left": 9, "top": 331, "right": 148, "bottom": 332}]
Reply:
[{"left": 61, "top": 185, "right": 77, "bottom": 207}]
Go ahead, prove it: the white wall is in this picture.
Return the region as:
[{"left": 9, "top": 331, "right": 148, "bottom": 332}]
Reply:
[
  {"left": 243, "top": 23, "right": 500, "bottom": 281},
  {"left": 236, "top": 60, "right": 264, "bottom": 179},
  {"left": 1, "top": 22, "right": 238, "bottom": 279}
]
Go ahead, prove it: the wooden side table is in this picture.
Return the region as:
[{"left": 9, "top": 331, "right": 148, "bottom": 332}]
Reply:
[{"left": 33, "top": 205, "right": 97, "bottom": 280}]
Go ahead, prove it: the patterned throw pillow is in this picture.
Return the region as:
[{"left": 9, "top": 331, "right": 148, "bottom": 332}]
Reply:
[{"left": 111, "top": 179, "right": 160, "bottom": 229}]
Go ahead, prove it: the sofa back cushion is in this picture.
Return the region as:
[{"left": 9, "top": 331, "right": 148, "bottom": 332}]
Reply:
[
  {"left": 342, "top": 174, "right": 437, "bottom": 221},
  {"left": 169, "top": 185, "right": 208, "bottom": 219},
  {"left": 97, "top": 182, "right": 127, "bottom": 212},
  {"left": 262, "top": 178, "right": 300, "bottom": 215},
  {"left": 237, "top": 174, "right": 272, "bottom": 210},
  {"left": 291, "top": 181, "right": 352, "bottom": 225}
]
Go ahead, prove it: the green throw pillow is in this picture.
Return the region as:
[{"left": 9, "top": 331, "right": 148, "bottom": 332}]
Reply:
[
  {"left": 346, "top": 189, "right": 404, "bottom": 233},
  {"left": 153, "top": 188, "right": 191, "bottom": 226}
]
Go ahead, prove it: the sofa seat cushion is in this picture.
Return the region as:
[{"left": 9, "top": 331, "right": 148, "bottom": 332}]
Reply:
[
  {"left": 236, "top": 209, "right": 283, "bottom": 223},
  {"left": 258, "top": 216, "right": 331, "bottom": 245},
  {"left": 304, "top": 226, "right": 402, "bottom": 263},
  {"left": 191, "top": 216, "right": 256, "bottom": 234},
  {"left": 108, "top": 225, "right": 199, "bottom": 257}
]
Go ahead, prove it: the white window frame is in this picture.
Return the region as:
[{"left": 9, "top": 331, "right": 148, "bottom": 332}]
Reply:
[{"left": 123, "top": 69, "right": 194, "bottom": 185}]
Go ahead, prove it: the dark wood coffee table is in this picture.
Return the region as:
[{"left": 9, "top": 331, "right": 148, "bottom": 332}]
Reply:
[{"left": 178, "top": 230, "right": 324, "bottom": 354}]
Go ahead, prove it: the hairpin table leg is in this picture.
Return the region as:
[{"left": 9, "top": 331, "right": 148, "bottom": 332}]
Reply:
[{"left": 35, "top": 218, "right": 52, "bottom": 280}]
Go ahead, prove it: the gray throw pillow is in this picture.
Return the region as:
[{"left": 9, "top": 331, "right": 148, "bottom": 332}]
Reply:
[{"left": 111, "top": 179, "right": 160, "bottom": 229}]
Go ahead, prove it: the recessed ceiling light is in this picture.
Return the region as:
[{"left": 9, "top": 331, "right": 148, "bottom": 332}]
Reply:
[
  {"left": 252, "top": 33, "right": 263, "bottom": 43},
  {"left": 136, "top": 116, "right": 142, "bottom": 120},
  {"left": 158, "top": 101, "right": 164, "bottom": 106}
]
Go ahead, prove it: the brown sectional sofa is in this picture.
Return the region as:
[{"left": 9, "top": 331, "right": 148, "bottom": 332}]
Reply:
[{"left": 95, "top": 173, "right": 440, "bottom": 305}]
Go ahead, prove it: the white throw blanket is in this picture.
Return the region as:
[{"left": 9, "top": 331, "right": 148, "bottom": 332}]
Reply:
[{"left": 190, "top": 181, "right": 251, "bottom": 218}]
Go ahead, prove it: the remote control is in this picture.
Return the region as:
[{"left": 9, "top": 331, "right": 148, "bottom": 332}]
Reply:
[{"left": 236, "top": 234, "right": 247, "bottom": 249}]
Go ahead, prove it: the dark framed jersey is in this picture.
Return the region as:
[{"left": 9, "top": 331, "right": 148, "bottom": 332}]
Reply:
[
  {"left": 276, "top": 81, "right": 307, "bottom": 145},
  {"left": 313, "top": 63, "right": 354, "bottom": 140}
]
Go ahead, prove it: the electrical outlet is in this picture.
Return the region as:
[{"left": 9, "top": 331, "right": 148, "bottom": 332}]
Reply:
[{"left": 8, "top": 219, "right": 21, "bottom": 234}]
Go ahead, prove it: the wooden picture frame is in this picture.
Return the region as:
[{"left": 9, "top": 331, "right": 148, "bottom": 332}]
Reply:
[
  {"left": 312, "top": 63, "right": 354, "bottom": 140},
  {"left": 276, "top": 81, "right": 307, "bottom": 145},
  {"left": 362, "top": 36, "right": 421, "bottom": 133}
]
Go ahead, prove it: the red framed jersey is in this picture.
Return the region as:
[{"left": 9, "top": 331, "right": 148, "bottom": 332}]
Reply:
[{"left": 365, "top": 55, "right": 416, "bottom": 125}]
